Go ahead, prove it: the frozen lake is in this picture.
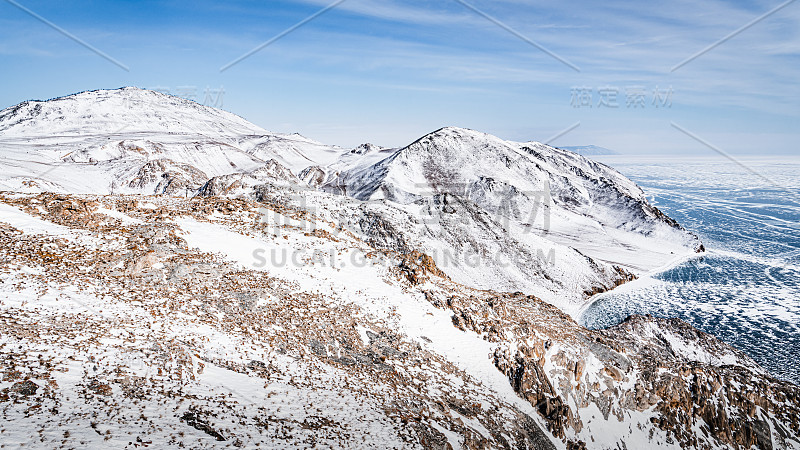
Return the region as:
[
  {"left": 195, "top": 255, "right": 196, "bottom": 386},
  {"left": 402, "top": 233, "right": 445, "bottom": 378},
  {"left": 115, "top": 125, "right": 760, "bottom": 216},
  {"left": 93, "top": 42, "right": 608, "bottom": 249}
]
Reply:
[{"left": 580, "top": 157, "right": 800, "bottom": 384}]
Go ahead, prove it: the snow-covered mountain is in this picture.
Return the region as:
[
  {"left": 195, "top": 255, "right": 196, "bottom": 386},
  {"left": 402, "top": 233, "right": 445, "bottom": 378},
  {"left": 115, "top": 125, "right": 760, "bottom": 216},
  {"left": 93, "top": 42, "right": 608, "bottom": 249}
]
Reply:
[
  {"left": 0, "top": 87, "right": 342, "bottom": 195},
  {"left": 3, "top": 87, "right": 795, "bottom": 448},
  {"left": 0, "top": 89, "right": 701, "bottom": 314},
  {"left": 317, "top": 127, "right": 701, "bottom": 273}
]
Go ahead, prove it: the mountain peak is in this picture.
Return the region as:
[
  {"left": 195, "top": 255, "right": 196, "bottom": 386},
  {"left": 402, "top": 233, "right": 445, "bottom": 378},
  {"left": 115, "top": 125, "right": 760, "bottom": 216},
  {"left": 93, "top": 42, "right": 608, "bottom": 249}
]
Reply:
[
  {"left": 400, "top": 127, "right": 506, "bottom": 157},
  {"left": 350, "top": 143, "right": 383, "bottom": 154},
  {"left": 35, "top": 86, "right": 171, "bottom": 104},
  {"left": 423, "top": 126, "right": 482, "bottom": 139},
  {"left": 0, "top": 86, "right": 266, "bottom": 138}
]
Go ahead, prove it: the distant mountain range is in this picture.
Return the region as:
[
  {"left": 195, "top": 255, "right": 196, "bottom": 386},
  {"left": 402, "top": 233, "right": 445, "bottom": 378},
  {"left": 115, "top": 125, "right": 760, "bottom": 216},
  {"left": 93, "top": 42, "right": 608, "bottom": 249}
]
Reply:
[{"left": 558, "top": 145, "right": 618, "bottom": 156}]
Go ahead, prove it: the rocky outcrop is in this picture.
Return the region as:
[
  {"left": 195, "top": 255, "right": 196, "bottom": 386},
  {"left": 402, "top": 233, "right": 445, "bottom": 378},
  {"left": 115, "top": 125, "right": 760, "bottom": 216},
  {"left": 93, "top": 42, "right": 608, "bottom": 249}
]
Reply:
[
  {"left": 439, "top": 285, "right": 800, "bottom": 449},
  {"left": 199, "top": 159, "right": 299, "bottom": 197},
  {"left": 127, "top": 158, "right": 208, "bottom": 195}
]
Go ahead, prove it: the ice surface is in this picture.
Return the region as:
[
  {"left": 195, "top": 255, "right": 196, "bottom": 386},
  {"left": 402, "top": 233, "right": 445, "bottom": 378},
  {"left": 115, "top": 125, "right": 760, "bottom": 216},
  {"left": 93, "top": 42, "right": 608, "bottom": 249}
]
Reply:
[{"left": 581, "top": 157, "right": 800, "bottom": 384}]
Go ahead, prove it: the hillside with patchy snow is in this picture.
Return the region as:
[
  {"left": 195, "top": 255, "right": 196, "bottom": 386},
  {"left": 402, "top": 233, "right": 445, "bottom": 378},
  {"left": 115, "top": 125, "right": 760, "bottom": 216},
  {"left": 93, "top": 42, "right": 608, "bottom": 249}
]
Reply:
[
  {"left": 0, "top": 88, "right": 796, "bottom": 449},
  {"left": 0, "top": 192, "right": 796, "bottom": 450}
]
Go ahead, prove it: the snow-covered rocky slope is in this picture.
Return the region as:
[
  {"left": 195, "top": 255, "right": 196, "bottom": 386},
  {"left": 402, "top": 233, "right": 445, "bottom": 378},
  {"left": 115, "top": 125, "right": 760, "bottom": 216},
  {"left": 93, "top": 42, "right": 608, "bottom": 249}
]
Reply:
[
  {"left": 0, "top": 192, "right": 796, "bottom": 449},
  {"left": 1, "top": 88, "right": 797, "bottom": 448}
]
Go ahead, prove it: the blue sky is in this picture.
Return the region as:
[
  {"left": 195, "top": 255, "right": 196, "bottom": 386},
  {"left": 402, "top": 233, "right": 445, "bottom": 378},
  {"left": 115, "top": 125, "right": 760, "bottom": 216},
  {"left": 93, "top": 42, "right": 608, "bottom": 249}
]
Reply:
[{"left": 1, "top": 0, "right": 798, "bottom": 154}]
